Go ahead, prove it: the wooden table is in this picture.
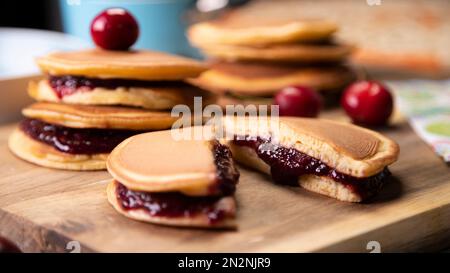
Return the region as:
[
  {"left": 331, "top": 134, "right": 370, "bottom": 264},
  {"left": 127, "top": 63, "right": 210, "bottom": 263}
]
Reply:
[{"left": 0, "top": 111, "right": 449, "bottom": 252}]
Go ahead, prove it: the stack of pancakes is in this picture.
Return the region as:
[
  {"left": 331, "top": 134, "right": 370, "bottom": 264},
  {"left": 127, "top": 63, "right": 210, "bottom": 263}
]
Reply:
[
  {"left": 188, "top": 16, "right": 356, "bottom": 107},
  {"left": 9, "top": 49, "right": 209, "bottom": 171}
]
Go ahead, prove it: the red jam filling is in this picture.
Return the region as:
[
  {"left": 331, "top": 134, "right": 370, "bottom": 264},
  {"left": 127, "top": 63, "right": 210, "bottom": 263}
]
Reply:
[
  {"left": 116, "top": 183, "right": 231, "bottom": 224},
  {"left": 48, "top": 75, "right": 185, "bottom": 99},
  {"left": 209, "top": 140, "right": 240, "bottom": 196},
  {"left": 233, "top": 136, "right": 390, "bottom": 199},
  {"left": 20, "top": 118, "right": 142, "bottom": 155},
  {"left": 116, "top": 142, "right": 238, "bottom": 224}
]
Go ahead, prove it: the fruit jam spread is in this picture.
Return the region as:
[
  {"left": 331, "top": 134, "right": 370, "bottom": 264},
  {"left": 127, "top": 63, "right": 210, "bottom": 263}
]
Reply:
[
  {"left": 116, "top": 183, "right": 232, "bottom": 224},
  {"left": 233, "top": 135, "right": 390, "bottom": 199},
  {"left": 209, "top": 140, "right": 240, "bottom": 196},
  {"left": 48, "top": 75, "right": 183, "bottom": 98},
  {"left": 20, "top": 118, "right": 141, "bottom": 155},
  {"left": 116, "top": 142, "right": 238, "bottom": 224}
]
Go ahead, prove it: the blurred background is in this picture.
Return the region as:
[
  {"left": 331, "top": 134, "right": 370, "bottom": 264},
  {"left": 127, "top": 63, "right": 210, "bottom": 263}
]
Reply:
[{"left": 1, "top": 0, "right": 449, "bottom": 76}]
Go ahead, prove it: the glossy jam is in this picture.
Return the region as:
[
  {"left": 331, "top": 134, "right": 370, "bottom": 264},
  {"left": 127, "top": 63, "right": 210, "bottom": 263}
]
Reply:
[
  {"left": 48, "top": 75, "right": 181, "bottom": 98},
  {"left": 209, "top": 140, "right": 240, "bottom": 196},
  {"left": 233, "top": 136, "right": 390, "bottom": 199},
  {"left": 116, "top": 142, "right": 238, "bottom": 224},
  {"left": 20, "top": 119, "right": 141, "bottom": 155},
  {"left": 117, "top": 183, "right": 230, "bottom": 224}
]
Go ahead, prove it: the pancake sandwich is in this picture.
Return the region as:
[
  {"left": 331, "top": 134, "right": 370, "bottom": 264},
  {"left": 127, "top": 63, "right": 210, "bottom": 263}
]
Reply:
[
  {"left": 29, "top": 49, "right": 209, "bottom": 110},
  {"left": 106, "top": 129, "right": 240, "bottom": 228},
  {"left": 222, "top": 117, "right": 399, "bottom": 202},
  {"left": 188, "top": 16, "right": 355, "bottom": 107},
  {"left": 9, "top": 103, "right": 178, "bottom": 171}
]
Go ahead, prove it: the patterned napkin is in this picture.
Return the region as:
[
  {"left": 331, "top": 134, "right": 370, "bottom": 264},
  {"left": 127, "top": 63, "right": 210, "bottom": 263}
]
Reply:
[{"left": 388, "top": 80, "right": 450, "bottom": 162}]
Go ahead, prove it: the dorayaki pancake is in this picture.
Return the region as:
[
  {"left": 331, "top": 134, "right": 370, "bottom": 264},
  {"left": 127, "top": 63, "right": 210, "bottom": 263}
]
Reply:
[
  {"left": 9, "top": 103, "right": 181, "bottom": 171},
  {"left": 107, "top": 129, "right": 239, "bottom": 196},
  {"left": 107, "top": 181, "right": 236, "bottom": 228},
  {"left": 222, "top": 116, "right": 398, "bottom": 202},
  {"left": 222, "top": 116, "right": 399, "bottom": 178},
  {"left": 22, "top": 102, "right": 178, "bottom": 130},
  {"left": 9, "top": 128, "right": 108, "bottom": 171},
  {"left": 36, "top": 49, "right": 206, "bottom": 80},
  {"left": 28, "top": 79, "right": 216, "bottom": 110},
  {"left": 189, "top": 62, "right": 355, "bottom": 96},
  {"left": 106, "top": 129, "right": 239, "bottom": 228},
  {"left": 197, "top": 42, "right": 354, "bottom": 63},
  {"left": 188, "top": 16, "right": 337, "bottom": 46}
]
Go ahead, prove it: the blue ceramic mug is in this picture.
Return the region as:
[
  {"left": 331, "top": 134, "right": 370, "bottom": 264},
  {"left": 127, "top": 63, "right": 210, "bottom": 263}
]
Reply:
[{"left": 59, "top": 0, "right": 198, "bottom": 57}]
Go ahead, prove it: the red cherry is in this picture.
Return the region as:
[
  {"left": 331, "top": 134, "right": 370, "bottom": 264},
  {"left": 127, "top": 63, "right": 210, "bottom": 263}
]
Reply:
[
  {"left": 341, "top": 81, "right": 393, "bottom": 126},
  {"left": 90, "top": 8, "right": 139, "bottom": 50},
  {"left": 274, "top": 86, "right": 322, "bottom": 117}
]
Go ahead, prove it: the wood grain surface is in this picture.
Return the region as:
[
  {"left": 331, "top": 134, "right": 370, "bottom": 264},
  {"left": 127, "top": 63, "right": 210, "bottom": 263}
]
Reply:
[{"left": 0, "top": 112, "right": 449, "bottom": 252}]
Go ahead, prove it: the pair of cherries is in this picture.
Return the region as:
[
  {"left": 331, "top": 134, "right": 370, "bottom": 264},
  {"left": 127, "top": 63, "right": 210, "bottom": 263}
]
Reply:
[{"left": 275, "top": 81, "right": 393, "bottom": 126}]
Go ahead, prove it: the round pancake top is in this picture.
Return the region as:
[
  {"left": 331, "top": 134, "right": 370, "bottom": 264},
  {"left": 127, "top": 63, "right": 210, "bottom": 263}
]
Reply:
[
  {"left": 188, "top": 16, "right": 337, "bottom": 46},
  {"left": 22, "top": 102, "right": 177, "bottom": 130},
  {"left": 36, "top": 49, "right": 207, "bottom": 80},
  {"left": 107, "top": 129, "right": 218, "bottom": 194}
]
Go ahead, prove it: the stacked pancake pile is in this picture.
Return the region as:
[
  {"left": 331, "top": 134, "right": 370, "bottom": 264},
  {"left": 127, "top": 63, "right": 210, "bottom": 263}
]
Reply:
[
  {"left": 9, "top": 49, "right": 208, "bottom": 170},
  {"left": 188, "top": 17, "right": 355, "bottom": 107}
]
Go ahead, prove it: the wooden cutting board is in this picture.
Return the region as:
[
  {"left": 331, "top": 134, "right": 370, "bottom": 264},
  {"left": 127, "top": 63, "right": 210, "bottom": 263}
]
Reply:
[{"left": 0, "top": 114, "right": 449, "bottom": 253}]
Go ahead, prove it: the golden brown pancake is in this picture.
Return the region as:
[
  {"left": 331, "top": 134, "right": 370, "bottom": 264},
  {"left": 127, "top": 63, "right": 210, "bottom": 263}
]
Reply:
[
  {"left": 9, "top": 128, "right": 108, "bottom": 171},
  {"left": 189, "top": 62, "right": 355, "bottom": 96},
  {"left": 222, "top": 116, "right": 399, "bottom": 178},
  {"left": 188, "top": 17, "right": 337, "bottom": 46},
  {"left": 10, "top": 102, "right": 182, "bottom": 171},
  {"left": 106, "top": 128, "right": 239, "bottom": 228},
  {"left": 36, "top": 49, "right": 207, "bottom": 80},
  {"left": 28, "top": 79, "right": 216, "bottom": 110},
  {"left": 222, "top": 116, "right": 398, "bottom": 202},
  {"left": 197, "top": 42, "right": 354, "bottom": 63},
  {"left": 22, "top": 102, "right": 178, "bottom": 130},
  {"left": 107, "top": 129, "right": 237, "bottom": 196}
]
